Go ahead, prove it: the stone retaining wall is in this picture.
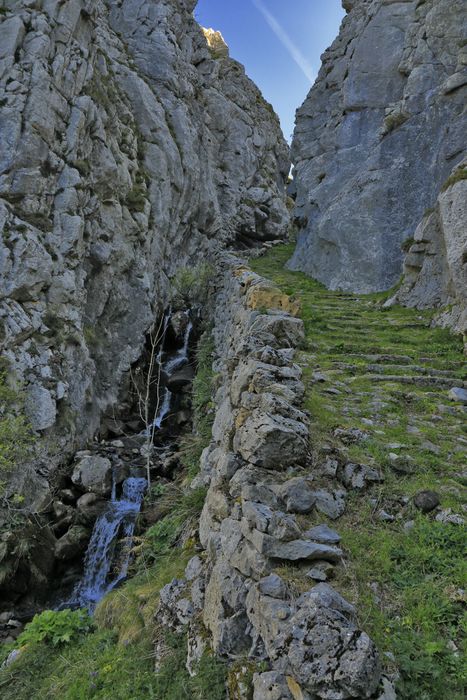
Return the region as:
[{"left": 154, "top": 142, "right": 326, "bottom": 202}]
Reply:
[{"left": 159, "top": 258, "right": 382, "bottom": 699}]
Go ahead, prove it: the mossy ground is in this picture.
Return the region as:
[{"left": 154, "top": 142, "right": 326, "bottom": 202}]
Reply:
[{"left": 251, "top": 244, "right": 466, "bottom": 700}]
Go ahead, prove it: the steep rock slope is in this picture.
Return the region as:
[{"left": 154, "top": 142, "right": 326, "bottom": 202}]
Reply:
[
  {"left": 0, "top": 0, "right": 289, "bottom": 506},
  {"left": 289, "top": 0, "right": 466, "bottom": 293},
  {"left": 390, "top": 160, "right": 467, "bottom": 342}
]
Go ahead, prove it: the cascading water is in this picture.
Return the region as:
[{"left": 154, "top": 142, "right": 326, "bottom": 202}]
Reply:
[
  {"left": 68, "top": 310, "right": 193, "bottom": 612},
  {"left": 68, "top": 477, "right": 147, "bottom": 611},
  {"left": 151, "top": 312, "right": 193, "bottom": 430}
]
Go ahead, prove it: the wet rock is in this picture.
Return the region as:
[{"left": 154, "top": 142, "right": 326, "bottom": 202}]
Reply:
[
  {"left": 55, "top": 525, "right": 90, "bottom": 560},
  {"left": 58, "top": 488, "right": 78, "bottom": 504},
  {"left": 76, "top": 492, "right": 107, "bottom": 525},
  {"left": 166, "top": 366, "right": 195, "bottom": 392},
  {"left": 71, "top": 455, "right": 112, "bottom": 496},
  {"left": 413, "top": 490, "right": 440, "bottom": 513}
]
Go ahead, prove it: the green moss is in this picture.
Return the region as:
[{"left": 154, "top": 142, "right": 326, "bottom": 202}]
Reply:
[
  {"left": 124, "top": 182, "right": 147, "bottom": 213},
  {"left": 250, "top": 244, "right": 467, "bottom": 698},
  {"left": 0, "top": 374, "right": 35, "bottom": 496},
  {"left": 401, "top": 237, "right": 414, "bottom": 253},
  {"left": 441, "top": 165, "right": 467, "bottom": 192}
]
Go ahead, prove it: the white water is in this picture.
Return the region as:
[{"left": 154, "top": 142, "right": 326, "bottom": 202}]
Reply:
[
  {"left": 68, "top": 477, "right": 147, "bottom": 611},
  {"left": 69, "top": 311, "right": 193, "bottom": 611},
  {"left": 150, "top": 315, "right": 193, "bottom": 430}
]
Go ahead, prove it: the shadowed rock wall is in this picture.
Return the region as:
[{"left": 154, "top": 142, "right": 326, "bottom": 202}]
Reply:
[
  {"left": 290, "top": 0, "right": 466, "bottom": 293},
  {"left": 0, "top": 0, "right": 290, "bottom": 506}
]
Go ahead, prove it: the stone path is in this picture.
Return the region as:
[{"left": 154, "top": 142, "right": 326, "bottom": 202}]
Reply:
[{"left": 251, "top": 245, "right": 466, "bottom": 697}]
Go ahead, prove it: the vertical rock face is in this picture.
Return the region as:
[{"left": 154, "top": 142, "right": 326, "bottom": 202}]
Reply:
[
  {"left": 0, "top": 0, "right": 289, "bottom": 499},
  {"left": 390, "top": 160, "right": 467, "bottom": 341},
  {"left": 290, "top": 0, "right": 466, "bottom": 293}
]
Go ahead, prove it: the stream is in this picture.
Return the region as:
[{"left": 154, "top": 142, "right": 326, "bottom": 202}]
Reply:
[
  {"left": 68, "top": 476, "right": 147, "bottom": 611},
  {"left": 66, "top": 310, "right": 194, "bottom": 612}
]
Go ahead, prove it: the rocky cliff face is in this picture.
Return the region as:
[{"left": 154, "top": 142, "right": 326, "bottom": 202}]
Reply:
[
  {"left": 390, "top": 160, "right": 467, "bottom": 342},
  {"left": 289, "top": 0, "right": 466, "bottom": 293},
  {"left": 0, "top": 0, "right": 289, "bottom": 507}
]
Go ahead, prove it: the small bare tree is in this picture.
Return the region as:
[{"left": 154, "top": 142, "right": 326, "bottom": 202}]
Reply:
[{"left": 130, "top": 313, "right": 169, "bottom": 487}]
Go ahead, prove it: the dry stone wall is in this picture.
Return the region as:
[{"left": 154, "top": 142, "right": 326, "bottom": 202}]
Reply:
[{"left": 159, "top": 259, "right": 382, "bottom": 699}]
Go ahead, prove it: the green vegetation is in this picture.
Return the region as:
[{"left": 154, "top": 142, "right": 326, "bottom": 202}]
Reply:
[
  {"left": 0, "top": 373, "right": 35, "bottom": 497},
  {"left": 124, "top": 177, "right": 147, "bottom": 213},
  {"left": 383, "top": 110, "right": 409, "bottom": 134},
  {"left": 401, "top": 236, "right": 414, "bottom": 252},
  {"left": 178, "top": 329, "right": 216, "bottom": 478},
  {"left": 170, "top": 263, "right": 214, "bottom": 309},
  {"left": 0, "top": 327, "right": 220, "bottom": 699},
  {"left": 251, "top": 244, "right": 466, "bottom": 699},
  {"left": 0, "top": 626, "right": 226, "bottom": 700},
  {"left": 441, "top": 165, "right": 467, "bottom": 192},
  {"left": 17, "top": 609, "right": 93, "bottom": 647}
]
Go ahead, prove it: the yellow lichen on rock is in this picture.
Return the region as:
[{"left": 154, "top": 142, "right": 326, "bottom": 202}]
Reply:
[
  {"left": 246, "top": 283, "right": 300, "bottom": 316},
  {"left": 286, "top": 676, "right": 305, "bottom": 700},
  {"left": 235, "top": 408, "right": 250, "bottom": 429},
  {"left": 202, "top": 27, "right": 229, "bottom": 58}
]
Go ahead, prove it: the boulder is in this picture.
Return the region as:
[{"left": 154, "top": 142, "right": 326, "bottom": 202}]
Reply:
[
  {"left": 303, "top": 524, "right": 341, "bottom": 545},
  {"left": 278, "top": 477, "right": 316, "bottom": 513},
  {"left": 448, "top": 387, "right": 467, "bottom": 404},
  {"left": 76, "top": 492, "right": 107, "bottom": 524},
  {"left": 413, "top": 490, "right": 440, "bottom": 513},
  {"left": 313, "top": 489, "right": 347, "bottom": 520},
  {"left": 55, "top": 526, "right": 90, "bottom": 560},
  {"left": 71, "top": 455, "right": 113, "bottom": 496},
  {"left": 233, "top": 411, "right": 308, "bottom": 469}
]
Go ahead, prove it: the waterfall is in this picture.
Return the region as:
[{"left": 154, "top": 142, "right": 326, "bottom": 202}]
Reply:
[
  {"left": 68, "top": 311, "right": 193, "bottom": 611},
  {"left": 68, "top": 477, "right": 147, "bottom": 611},
  {"left": 150, "top": 313, "right": 193, "bottom": 430}
]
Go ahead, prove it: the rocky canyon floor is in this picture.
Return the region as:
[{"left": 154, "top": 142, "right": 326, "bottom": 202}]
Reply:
[{"left": 1, "top": 245, "right": 465, "bottom": 699}]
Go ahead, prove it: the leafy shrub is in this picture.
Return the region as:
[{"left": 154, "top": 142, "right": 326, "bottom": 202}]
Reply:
[
  {"left": 170, "top": 264, "right": 214, "bottom": 308},
  {"left": 179, "top": 330, "right": 215, "bottom": 477},
  {"left": 0, "top": 373, "right": 35, "bottom": 495},
  {"left": 18, "top": 609, "right": 94, "bottom": 647}
]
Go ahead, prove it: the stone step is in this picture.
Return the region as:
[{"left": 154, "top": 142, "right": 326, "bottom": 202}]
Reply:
[
  {"left": 352, "top": 374, "right": 467, "bottom": 389},
  {"left": 366, "top": 364, "right": 464, "bottom": 378}
]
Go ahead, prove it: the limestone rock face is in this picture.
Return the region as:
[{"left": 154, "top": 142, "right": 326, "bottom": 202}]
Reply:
[
  {"left": 391, "top": 161, "right": 467, "bottom": 341},
  {"left": 0, "top": 0, "right": 289, "bottom": 500},
  {"left": 290, "top": 0, "right": 466, "bottom": 293}
]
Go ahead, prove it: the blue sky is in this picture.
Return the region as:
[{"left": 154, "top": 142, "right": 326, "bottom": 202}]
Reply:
[{"left": 194, "top": 0, "right": 345, "bottom": 141}]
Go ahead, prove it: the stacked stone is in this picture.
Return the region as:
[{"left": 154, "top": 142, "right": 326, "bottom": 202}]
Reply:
[{"left": 158, "top": 259, "right": 381, "bottom": 699}]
